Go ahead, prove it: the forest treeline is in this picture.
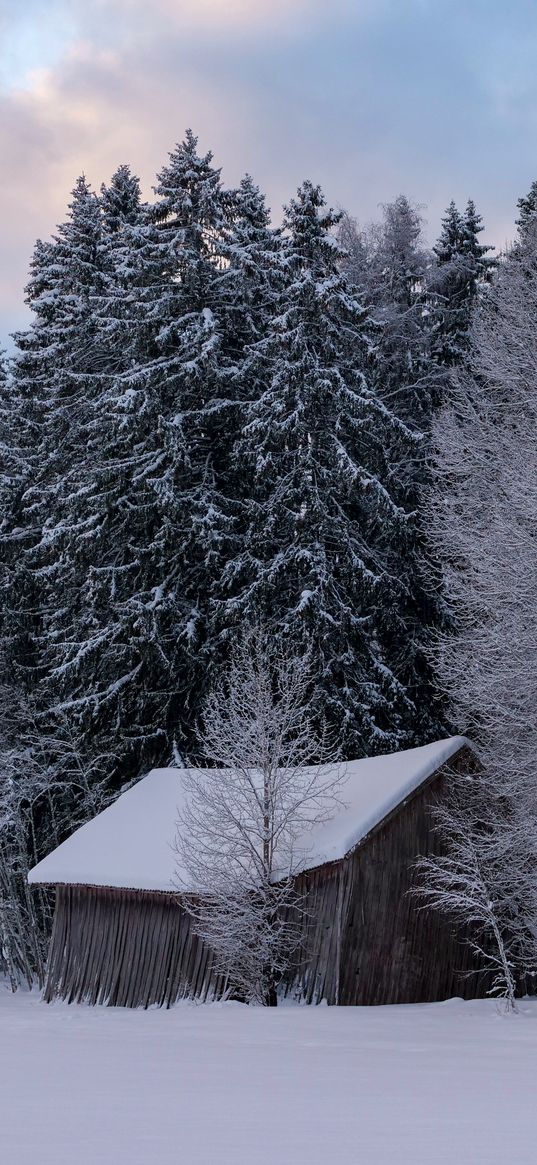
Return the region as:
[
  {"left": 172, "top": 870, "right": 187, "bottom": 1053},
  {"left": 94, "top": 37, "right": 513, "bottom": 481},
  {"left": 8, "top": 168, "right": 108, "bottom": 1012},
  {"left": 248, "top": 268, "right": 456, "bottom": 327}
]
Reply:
[{"left": 0, "top": 129, "right": 508, "bottom": 983}]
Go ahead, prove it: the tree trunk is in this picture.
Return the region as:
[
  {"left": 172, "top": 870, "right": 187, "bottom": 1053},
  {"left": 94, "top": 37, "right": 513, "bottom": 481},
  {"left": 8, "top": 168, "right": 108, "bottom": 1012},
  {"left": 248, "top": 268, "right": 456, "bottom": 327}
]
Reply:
[{"left": 265, "top": 979, "right": 278, "bottom": 1007}]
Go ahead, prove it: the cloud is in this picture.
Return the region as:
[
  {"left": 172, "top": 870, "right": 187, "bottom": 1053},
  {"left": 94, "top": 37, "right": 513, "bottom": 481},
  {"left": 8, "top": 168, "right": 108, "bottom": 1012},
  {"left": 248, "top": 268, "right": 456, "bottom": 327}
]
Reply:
[
  {"left": 0, "top": 0, "right": 535, "bottom": 345},
  {"left": 80, "top": 0, "right": 383, "bottom": 36},
  {"left": 110, "top": 0, "right": 312, "bottom": 30},
  {"left": 0, "top": 1, "right": 76, "bottom": 88}
]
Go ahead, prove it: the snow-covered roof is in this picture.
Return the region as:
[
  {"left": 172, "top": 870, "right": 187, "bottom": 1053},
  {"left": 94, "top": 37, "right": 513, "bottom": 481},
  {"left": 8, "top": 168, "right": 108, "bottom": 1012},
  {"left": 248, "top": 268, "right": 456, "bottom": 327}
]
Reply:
[{"left": 28, "top": 736, "right": 468, "bottom": 893}]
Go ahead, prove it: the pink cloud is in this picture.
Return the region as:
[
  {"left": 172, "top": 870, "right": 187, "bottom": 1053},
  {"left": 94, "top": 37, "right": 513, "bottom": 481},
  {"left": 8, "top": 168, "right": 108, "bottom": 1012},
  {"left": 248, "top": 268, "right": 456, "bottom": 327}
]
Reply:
[
  {"left": 0, "top": 0, "right": 516, "bottom": 344},
  {"left": 0, "top": 42, "right": 254, "bottom": 339},
  {"left": 0, "top": 1, "right": 348, "bottom": 340}
]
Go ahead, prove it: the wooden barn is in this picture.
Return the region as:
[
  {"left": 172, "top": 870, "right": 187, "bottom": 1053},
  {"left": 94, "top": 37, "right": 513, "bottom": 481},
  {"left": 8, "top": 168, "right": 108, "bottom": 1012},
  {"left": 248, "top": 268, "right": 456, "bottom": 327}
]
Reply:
[{"left": 28, "top": 735, "right": 483, "bottom": 1008}]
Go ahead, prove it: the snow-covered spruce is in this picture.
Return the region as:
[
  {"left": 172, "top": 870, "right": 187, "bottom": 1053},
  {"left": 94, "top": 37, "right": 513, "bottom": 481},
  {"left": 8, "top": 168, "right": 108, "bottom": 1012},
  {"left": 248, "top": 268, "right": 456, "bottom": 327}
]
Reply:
[
  {"left": 337, "top": 196, "right": 452, "bottom": 746},
  {"left": 219, "top": 182, "right": 425, "bottom": 755},
  {"left": 429, "top": 197, "right": 496, "bottom": 368}
]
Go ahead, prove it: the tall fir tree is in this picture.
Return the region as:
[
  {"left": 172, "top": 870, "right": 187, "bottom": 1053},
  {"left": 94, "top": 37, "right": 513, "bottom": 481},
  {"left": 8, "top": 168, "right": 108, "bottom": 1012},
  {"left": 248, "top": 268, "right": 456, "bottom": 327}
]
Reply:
[
  {"left": 336, "top": 212, "right": 371, "bottom": 297},
  {"left": 0, "top": 346, "right": 39, "bottom": 681},
  {"left": 341, "top": 196, "right": 440, "bottom": 424},
  {"left": 0, "top": 184, "right": 115, "bottom": 981},
  {"left": 340, "top": 197, "right": 450, "bottom": 741},
  {"left": 29, "top": 163, "right": 179, "bottom": 786},
  {"left": 372, "top": 198, "right": 449, "bottom": 743},
  {"left": 97, "top": 163, "right": 150, "bottom": 365},
  {"left": 515, "top": 179, "right": 537, "bottom": 235},
  {"left": 208, "top": 174, "right": 284, "bottom": 644},
  {"left": 218, "top": 174, "right": 282, "bottom": 375},
  {"left": 372, "top": 195, "right": 440, "bottom": 424},
  {"left": 127, "top": 130, "right": 238, "bottom": 755},
  {"left": 430, "top": 198, "right": 495, "bottom": 366},
  {"left": 0, "top": 351, "right": 29, "bottom": 683},
  {"left": 8, "top": 176, "right": 114, "bottom": 802},
  {"left": 220, "top": 180, "right": 424, "bottom": 755},
  {"left": 31, "top": 133, "right": 240, "bottom": 778}
]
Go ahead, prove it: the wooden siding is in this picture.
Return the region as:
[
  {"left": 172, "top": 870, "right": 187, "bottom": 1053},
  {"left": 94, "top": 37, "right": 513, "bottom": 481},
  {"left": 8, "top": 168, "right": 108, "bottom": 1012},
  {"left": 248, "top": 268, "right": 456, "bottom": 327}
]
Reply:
[
  {"left": 281, "top": 751, "right": 486, "bottom": 1004},
  {"left": 44, "top": 885, "right": 224, "bottom": 1006},
  {"left": 43, "top": 747, "right": 489, "bottom": 1007}
]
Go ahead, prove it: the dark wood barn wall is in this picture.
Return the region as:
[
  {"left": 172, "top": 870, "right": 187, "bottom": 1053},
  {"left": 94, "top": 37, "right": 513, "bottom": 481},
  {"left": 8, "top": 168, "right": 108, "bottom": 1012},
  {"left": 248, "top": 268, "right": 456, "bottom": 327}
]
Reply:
[
  {"left": 282, "top": 750, "right": 486, "bottom": 1005},
  {"left": 44, "top": 885, "right": 224, "bottom": 1006},
  {"left": 43, "top": 749, "right": 486, "bottom": 1007}
]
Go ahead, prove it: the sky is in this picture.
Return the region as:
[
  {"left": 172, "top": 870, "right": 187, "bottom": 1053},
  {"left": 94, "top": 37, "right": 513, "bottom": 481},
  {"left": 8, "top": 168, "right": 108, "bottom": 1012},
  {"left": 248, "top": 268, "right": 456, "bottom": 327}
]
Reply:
[{"left": 1, "top": 0, "right": 537, "bottom": 343}]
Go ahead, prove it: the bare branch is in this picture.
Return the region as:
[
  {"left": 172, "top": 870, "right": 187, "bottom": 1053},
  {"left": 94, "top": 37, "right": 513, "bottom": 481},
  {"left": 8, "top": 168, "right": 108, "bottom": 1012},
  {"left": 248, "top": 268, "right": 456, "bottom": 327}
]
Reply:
[{"left": 175, "top": 626, "right": 343, "bottom": 1004}]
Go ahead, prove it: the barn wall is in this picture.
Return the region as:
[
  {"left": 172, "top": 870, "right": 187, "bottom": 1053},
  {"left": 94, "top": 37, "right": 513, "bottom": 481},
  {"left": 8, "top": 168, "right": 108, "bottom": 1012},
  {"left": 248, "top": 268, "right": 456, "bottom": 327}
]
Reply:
[
  {"left": 44, "top": 885, "right": 222, "bottom": 1007},
  {"left": 282, "top": 749, "right": 488, "bottom": 1005}
]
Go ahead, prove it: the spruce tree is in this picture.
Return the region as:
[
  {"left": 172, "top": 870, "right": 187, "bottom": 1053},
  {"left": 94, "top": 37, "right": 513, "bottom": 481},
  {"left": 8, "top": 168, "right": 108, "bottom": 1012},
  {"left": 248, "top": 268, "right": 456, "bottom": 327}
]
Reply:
[
  {"left": 130, "top": 130, "right": 237, "bottom": 752},
  {"left": 372, "top": 196, "right": 440, "bottom": 424},
  {"left": 0, "top": 185, "right": 111, "bottom": 978},
  {"left": 9, "top": 177, "right": 114, "bottom": 796},
  {"left": 341, "top": 196, "right": 440, "bottom": 425},
  {"left": 209, "top": 174, "right": 283, "bottom": 644},
  {"left": 18, "top": 157, "right": 186, "bottom": 785},
  {"left": 434, "top": 200, "right": 464, "bottom": 266},
  {"left": 219, "top": 174, "right": 282, "bottom": 372},
  {"left": 430, "top": 198, "right": 495, "bottom": 367},
  {"left": 0, "top": 351, "right": 18, "bottom": 572},
  {"left": 97, "top": 164, "right": 149, "bottom": 364},
  {"left": 36, "top": 133, "right": 239, "bottom": 776},
  {"left": 515, "top": 179, "right": 537, "bottom": 235},
  {"left": 223, "top": 180, "right": 421, "bottom": 755},
  {"left": 101, "top": 164, "right": 142, "bottom": 232},
  {"left": 339, "top": 197, "right": 449, "bottom": 743},
  {"left": 336, "top": 212, "right": 371, "bottom": 296},
  {"left": 6, "top": 178, "right": 105, "bottom": 687},
  {"left": 34, "top": 164, "right": 178, "bottom": 784},
  {"left": 0, "top": 351, "right": 28, "bottom": 681},
  {"left": 0, "top": 349, "right": 37, "bottom": 679}
]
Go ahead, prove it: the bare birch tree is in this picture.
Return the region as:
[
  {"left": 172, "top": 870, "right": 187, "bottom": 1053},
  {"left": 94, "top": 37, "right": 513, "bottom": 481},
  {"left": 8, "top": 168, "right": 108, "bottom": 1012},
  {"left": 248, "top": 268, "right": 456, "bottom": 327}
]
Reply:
[
  {"left": 175, "top": 628, "right": 343, "bottom": 1005},
  {"left": 415, "top": 771, "right": 524, "bottom": 1009},
  {"left": 422, "top": 218, "right": 537, "bottom": 999}
]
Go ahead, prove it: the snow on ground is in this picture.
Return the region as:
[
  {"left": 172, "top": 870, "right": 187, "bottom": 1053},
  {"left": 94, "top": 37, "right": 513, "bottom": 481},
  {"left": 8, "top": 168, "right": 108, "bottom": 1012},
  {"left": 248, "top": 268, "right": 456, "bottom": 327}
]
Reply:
[{"left": 1, "top": 990, "right": 537, "bottom": 1165}]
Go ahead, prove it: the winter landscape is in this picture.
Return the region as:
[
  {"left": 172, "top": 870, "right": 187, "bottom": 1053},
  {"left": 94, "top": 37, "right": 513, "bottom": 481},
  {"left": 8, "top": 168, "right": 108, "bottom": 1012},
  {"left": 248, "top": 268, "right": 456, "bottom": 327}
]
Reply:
[
  {"left": 3, "top": 1, "right": 537, "bottom": 1162},
  {"left": 4, "top": 991, "right": 537, "bottom": 1165}
]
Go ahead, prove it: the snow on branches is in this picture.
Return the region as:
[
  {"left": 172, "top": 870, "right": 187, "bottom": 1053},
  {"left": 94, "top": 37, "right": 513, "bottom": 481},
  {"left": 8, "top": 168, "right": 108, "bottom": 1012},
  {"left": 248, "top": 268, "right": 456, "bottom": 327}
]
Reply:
[
  {"left": 175, "top": 628, "right": 343, "bottom": 1005},
  {"left": 423, "top": 208, "right": 537, "bottom": 1000}
]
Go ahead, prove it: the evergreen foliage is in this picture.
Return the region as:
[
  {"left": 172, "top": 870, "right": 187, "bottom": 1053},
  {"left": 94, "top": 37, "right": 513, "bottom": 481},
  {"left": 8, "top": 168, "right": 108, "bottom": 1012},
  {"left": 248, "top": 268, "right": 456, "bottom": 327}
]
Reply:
[
  {"left": 340, "top": 197, "right": 440, "bottom": 424},
  {"left": 430, "top": 198, "right": 495, "bottom": 366},
  {"left": 0, "top": 131, "right": 502, "bottom": 985},
  {"left": 515, "top": 179, "right": 537, "bottom": 235},
  {"left": 339, "top": 198, "right": 449, "bottom": 743},
  {"left": 218, "top": 181, "right": 426, "bottom": 754}
]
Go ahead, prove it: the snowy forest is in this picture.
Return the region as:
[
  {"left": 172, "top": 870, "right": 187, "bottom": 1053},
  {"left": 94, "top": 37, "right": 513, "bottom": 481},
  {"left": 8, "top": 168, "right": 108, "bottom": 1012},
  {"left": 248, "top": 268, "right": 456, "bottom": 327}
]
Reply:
[{"left": 1, "top": 127, "right": 535, "bottom": 995}]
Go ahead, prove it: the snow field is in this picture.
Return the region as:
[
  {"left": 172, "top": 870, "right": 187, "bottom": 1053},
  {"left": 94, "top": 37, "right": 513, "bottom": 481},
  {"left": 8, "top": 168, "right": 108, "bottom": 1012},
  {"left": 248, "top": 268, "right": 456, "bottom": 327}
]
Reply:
[{"left": 2, "top": 990, "right": 537, "bottom": 1165}]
